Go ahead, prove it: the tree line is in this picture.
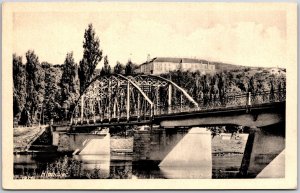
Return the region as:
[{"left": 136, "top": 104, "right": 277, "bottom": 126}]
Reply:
[
  {"left": 13, "top": 24, "right": 138, "bottom": 126},
  {"left": 13, "top": 24, "right": 286, "bottom": 126},
  {"left": 161, "top": 67, "right": 286, "bottom": 105}
]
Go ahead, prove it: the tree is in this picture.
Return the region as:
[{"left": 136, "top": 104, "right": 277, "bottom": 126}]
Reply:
[
  {"left": 125, "top": 60, "right": 135, "bottom": 75},
  {"left": 114, "top": 61, "right": 124, "bottom": 74},
  {"left": 61, "top": 52, "right": 80, "bottom": 117},
  {"left": 79, "top": 24, "right": 103, "bottom": 94},
  {"left": 25, "top": 50, "right": 45, "bottom": 124},
  {"left": 41, "top": 61, "right": 51, "bottom": 69},
  {"left": 100, "top": 55, "right": 111, "bottom": 76},
  {"left": 201, "top": 75, "right": 210, "bottom": 105},
  {"left": 248, "top": 76, "right": 256, "bottom": 94},
  {"left": 13, "top": 54, "right": 27, "bottom": 121},
  {"left": 61, "top": 52, "right": 80, "bottom": 101},
  {"left": 44, "top": 66, "right": 63, "bottom": 122},
  {"left": 269, "top": 79, "right": 275, "bottom": 102}
]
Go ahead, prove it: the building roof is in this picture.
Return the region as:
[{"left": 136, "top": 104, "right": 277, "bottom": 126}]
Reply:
[
  {"left": 153, "top": 57, "right": 181, "bottom": 63},
  {"left": 140, "top": 57, "right": 211, "bottom": 66}
]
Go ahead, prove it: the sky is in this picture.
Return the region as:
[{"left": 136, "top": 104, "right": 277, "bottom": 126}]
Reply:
[{"left": 12, "top": 5, "right": 287, "bottom": 69}]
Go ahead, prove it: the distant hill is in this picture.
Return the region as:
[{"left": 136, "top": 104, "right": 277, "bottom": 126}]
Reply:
[
  {"left": 210, "top": 61, "right": 245, "bottom": 72},
  {"left": 211, "top": 61, "right": 286, "bottom": 72}
]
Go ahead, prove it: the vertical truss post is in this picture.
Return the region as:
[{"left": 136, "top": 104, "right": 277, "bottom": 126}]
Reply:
[
  {"left": 81, "top": 95, "right": 84, "bottom": 124},
  {"left": 180, "top": 93, "right": 183, "bottom": 112},
  {"left": 98, "top": 99, "right": 102, "bottom": 123},
  {"left": 87, "top": 99, "right": 90, "bottom": 124},
  {"left": 116, "top": 80, "right": 120, "bottom": 121},
  {"left": 150, "top": 103, "right": 154, "bottom": 121},
  {"left": 113, "top": 99, "right": 117, "bottom": 119},
  {"left": 117, "top": 101, "right": 120, "bottom": 121},
  {"left": 168, "top": 84, "right": 172, "bottom": 114},
  {"left": 156, "top": 86, "right": 160, "bottom": 115},
  {"left": 137, "top": 92, "right": 140, "bottom": 119},
  {"left": 120, "top": 93, "right": 124, "bottom": 118},
  {"left": 91, "top": 100, "right": 95, "bottom": 124},
  {"left": 108, "top": 79, "right": 111, "bottom": 121},
  {"left": 248, "top": 92, "right": 252, "bottom": 106},
  {"left": 127, "top": 81, "right": 130, "bottom": 121}
]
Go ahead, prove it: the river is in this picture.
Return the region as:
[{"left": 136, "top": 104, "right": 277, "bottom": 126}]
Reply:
[
  {"left": 14, "top": 152, "right": 244, "bottom": 179},
  {"left": 14, "top": 128, "right": 249, "bottom": 179}
]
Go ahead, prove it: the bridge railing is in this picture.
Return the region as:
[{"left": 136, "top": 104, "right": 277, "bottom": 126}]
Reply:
[
  {"left": 153, "top": 89, "right": 286, "bottom": 116},
  {"left": 251, "top": 89, "right": 286, "bottom": 105},
  {"left": 71, "top": 109, "right": 153, "bottom": 125},
  {"left": 56, "top": 89, "right": 285, "bottom": 126}
]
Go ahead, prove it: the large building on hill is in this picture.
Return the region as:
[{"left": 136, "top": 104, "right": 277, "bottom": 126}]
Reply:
[{"left": 136, "top": 57, "right": 216, "bottom": 75}]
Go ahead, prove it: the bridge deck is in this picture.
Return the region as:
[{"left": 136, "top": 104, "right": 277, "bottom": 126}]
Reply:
[{"left": 53, "top": 101, "right": 285, "bottom": 129}]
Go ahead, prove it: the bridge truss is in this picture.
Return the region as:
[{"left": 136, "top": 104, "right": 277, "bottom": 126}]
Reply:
[
  {"left": 71, "top": 74, "right": 199, "bottom": 125},
  {"left": 70, "top": 74, "right": 286, "bottom": 126}
]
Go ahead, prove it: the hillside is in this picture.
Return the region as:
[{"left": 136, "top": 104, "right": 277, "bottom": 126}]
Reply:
[
  {"left": 212, "top": 61, "right": 286, "bottom": 73},
  {"left": 211, "top": 62, "right": 244, "bottom": 71}
]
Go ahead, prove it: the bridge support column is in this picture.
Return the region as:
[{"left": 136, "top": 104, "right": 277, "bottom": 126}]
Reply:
[
  {"left": 56, "top": 132, "right": 110, "bottom": 155},
  {"left": 133, "top": 127, "right": 190, "bottom": 162},
  {"left": 133, "top": 129, "right": 151, "bottom": 161},
  {"left": 238, "top": 123, "right": 285, "bottom": 178},
  {"left": 79, "top": 133, "right": 110, "bottom": 155},
  {"left": 238, "top": 126, "right": 257, "bottom": 177}
]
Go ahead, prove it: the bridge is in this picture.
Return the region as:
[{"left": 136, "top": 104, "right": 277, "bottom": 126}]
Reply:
[
  {"left": 66, "top": 74, "right": 285, "bottom": 128},
  {"left": 52, "top": 74, "right": 286, "bottom": 178}
]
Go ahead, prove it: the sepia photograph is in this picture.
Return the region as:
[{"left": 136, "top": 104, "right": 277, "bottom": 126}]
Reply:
[{"left": 2, "top": 2, "right": 297, "bottom": 189}]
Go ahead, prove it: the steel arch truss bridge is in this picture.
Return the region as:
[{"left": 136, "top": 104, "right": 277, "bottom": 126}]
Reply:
[{"left": 71, "top": 74, "right": 199, "bottom": 126}]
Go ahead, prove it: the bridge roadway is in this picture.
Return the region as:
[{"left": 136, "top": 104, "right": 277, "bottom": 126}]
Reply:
[{"left": 63, "top": 101, "right": 285, "bottom": 130}]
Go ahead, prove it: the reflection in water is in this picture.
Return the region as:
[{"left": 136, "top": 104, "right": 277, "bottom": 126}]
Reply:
[
  {"left": 160, "top": 166, "right": 211, "bottom": 179},
  {"left": 110, "top": 161, "right": 132, "bottom": 179},
  {"left": 13, "top": 154, "right": 168, "bottom": 179},
  {"left": 13, "top": 131, "right": 250, "bottom": 179},
  {"left": 14, "top": 153, "right": 245, "bottom": 179},
  {"left": 132, "top": 160, "right": 165, "bottom": 179}
]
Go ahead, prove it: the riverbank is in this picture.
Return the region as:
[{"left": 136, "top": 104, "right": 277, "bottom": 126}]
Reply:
[{"left": 14, "top": 125, "right": 48, "bottom": 152}]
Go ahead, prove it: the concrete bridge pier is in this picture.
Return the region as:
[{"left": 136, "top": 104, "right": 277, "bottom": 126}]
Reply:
[
  {"left": 132, "top": 127, "right": 213, "bottom": 178},
  {"left": 133, "top": 129, "right": 151, "bottom": 161},
  {"left": 132, "top": 126, "right": 190, "bottom": 161},
  {"left": 238, "top": 122, "right": 285, "bottom": 178},
  {"left": 53, "top": 129, "right": 110, "bottom": 155}
]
